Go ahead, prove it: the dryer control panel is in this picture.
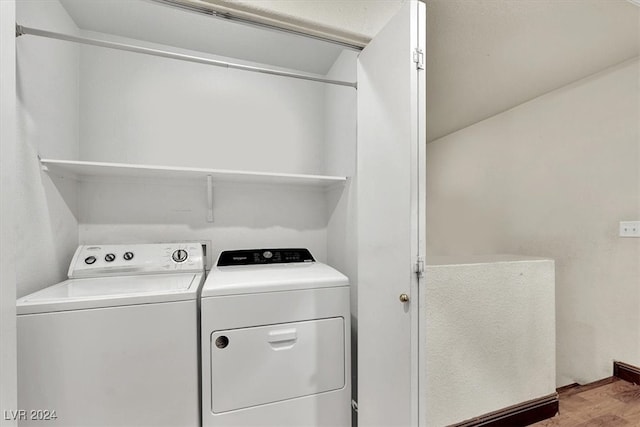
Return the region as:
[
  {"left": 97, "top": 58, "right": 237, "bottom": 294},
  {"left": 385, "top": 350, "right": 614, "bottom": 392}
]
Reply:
[
  {"left": 217, "top": 249, "right": 315, "bottom": 266},
  {"left": 69, "top": 243, "right": 204, "bottom": 278}
]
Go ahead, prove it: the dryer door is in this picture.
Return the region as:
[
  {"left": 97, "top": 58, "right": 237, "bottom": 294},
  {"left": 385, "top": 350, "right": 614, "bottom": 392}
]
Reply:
[{"left": 210, "top": 317, "right": 345, "bottom": 413}]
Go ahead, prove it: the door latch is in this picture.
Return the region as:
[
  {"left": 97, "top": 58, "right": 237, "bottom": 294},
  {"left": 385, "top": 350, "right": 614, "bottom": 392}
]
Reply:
[
  {"left": 415, "top": 256, "right": 425, "bottom": 278},
  {"left": 413, "top": 48, "right": 424, "bottom": 70}
]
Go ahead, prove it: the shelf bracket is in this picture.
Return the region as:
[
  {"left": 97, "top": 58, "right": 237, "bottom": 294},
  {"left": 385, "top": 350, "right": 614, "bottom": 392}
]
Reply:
[
  {"left": 37, "top": 155, "right": 50, "bottom": 172},
  {"left": 206, "top": 175, "right": 214, "bottom": 223}
]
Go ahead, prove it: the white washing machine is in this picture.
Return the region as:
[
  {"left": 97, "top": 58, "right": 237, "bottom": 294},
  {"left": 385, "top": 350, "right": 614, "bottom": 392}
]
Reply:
[
  {"left": 201, "top": 248, "right": 351, "bottom": 427},
  {"left": 16, "top": 243, "right": 205, "bottom": 426}
]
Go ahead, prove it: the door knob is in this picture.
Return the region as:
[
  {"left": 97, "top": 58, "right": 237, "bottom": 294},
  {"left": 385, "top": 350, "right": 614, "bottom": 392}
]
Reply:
[{"left": 399, "top": 293, "right": 409, "bottom": 303}]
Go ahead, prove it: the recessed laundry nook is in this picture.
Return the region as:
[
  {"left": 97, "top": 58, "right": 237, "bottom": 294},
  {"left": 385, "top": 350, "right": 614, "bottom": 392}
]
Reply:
[{"left": 7, "top": 0, "right": 422, "bottom": 425}]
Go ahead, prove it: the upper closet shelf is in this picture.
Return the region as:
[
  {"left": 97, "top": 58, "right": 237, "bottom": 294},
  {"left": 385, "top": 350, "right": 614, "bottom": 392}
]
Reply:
[{"left": 40, "top": 159, "right": 347, "bottom": 188}]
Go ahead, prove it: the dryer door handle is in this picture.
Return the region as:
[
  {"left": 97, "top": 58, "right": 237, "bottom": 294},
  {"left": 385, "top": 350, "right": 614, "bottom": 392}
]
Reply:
[{"left": 267, "top": 328, "right": 297, "bottom": 345}]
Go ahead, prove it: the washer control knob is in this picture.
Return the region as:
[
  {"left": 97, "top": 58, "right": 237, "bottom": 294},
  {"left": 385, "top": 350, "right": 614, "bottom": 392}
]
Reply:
[
  {"left": 104, "top": 253, "right": 116, "bottom": 262},
  {"left": 263, "top": 251, "right": 273, "bottom": 259},
  {"left": 172, "top": 249, "right": 188, "bottom": 263},
  {"left": 84, "top": 256, "right": 97, "bottom": 265},
  {"left": 123, "top": 252, "right": 134, "bottom": 261}
]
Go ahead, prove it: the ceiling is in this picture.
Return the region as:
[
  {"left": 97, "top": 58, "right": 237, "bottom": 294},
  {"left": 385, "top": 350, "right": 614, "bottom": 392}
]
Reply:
[
  {"left": 195, "top": 0, "right": 406, "bottom": 47},
  {"left": 199, "top": 0, "right": 640, "bottom": 142},
  {"left": 61, "top": 0, "right": 640, "bottom": 141},
  {"left": 424, "top": 0, "right": 640, "bottom": 141},
  {"left": 59, "top": 0, "right": 346, "bottom": 75}
]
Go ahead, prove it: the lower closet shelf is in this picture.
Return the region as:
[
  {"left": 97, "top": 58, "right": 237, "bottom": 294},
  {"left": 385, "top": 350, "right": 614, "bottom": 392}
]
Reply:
[{"left": 39, "top": 158, "right": 347, "bottom": 188}]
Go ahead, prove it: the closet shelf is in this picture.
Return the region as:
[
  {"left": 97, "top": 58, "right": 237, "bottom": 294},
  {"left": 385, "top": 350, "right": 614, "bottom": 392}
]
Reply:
[{"left": 40, "top": 159, "right": 347, "bottom": 188}]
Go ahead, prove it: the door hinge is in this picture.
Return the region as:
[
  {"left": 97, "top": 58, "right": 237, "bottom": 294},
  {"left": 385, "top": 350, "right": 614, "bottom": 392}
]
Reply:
[
  {"left": 413, "top": 48, "right": 424, "bottom": 70},
  {"left": 415, "top": 256, "right": 425, "bottom": 278}
]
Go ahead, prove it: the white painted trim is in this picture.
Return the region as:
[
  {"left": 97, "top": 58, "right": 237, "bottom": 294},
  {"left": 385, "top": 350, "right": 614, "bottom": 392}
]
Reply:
[{"left": 414, "top": 3, "right": 427, "bottom": 425}]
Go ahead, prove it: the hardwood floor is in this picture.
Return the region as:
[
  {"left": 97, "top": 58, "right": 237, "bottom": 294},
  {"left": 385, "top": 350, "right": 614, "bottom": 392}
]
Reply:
[{"left": 532, "top": 377, "right": 640, "bottom": 426}]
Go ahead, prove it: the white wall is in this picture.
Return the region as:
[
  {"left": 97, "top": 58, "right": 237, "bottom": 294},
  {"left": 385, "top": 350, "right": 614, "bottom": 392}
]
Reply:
[
  {"left": 15, "top": 0, "right": 79, "bottom": 297},
  {"left": 424, "top": 256, "right": 556, "bottom": 426},
  {"left": 426, "top": 58, "right": 640, "bottom": 386},
  {"left": 1, "top": 0, "right": 18, "bottom": 423},
  {"left": 78, "top": 42, "right": 327, "bottom": 175},
  {"left": 77, "top": 179, "right": 330, "bottom": 267},
  {"left": 75, "top": 30, "right": 355, "bottom": 266}
]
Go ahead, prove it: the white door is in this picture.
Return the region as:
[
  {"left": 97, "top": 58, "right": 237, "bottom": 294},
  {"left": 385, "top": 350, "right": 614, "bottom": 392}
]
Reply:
[{"left": 357, "top": 1, "right": 426, "bottom": 425}]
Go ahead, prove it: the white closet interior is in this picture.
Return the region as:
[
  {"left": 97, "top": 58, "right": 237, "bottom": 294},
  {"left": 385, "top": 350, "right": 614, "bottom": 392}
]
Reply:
[
  {"left": 16, "top": 0, "right": 357, "bottom": 283},
  {"left": 14, "top": 1, "right": 426, "bottom": 423}
]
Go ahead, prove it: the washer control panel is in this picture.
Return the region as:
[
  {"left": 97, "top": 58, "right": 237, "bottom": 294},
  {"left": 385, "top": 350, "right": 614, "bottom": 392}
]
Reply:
[
  {"left": 69, "top": 243, "right": 204, "bottom": 278},
  {"left": 217, "top": 248, "right": 315, "bottom": 266}
]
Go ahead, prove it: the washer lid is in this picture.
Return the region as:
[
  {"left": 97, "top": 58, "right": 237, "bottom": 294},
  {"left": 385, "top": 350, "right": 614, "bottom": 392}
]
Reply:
[
  {"left": 17, "top": 273, "right": 203, "bottom": 315},
  {"left": 201, "top": 262, "right": 349, "bottom": 298}
]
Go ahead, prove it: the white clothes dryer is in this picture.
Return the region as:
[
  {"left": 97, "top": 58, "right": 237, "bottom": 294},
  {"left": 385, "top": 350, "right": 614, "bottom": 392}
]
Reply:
[
  {"left": 201, "top": 248, "right": 351, "bottom": 427},
  {"left": 16, "top": 243, "right": 205, "bottom": 427}
]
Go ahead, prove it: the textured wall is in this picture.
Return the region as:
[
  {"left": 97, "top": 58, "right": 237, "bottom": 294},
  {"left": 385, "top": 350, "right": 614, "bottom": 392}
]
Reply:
[
  {"left": 426, "top": 59, "right": 640, "bottom": 386},
  {"left": 423, "top": 256, "right": 556, "bottom": 426}
]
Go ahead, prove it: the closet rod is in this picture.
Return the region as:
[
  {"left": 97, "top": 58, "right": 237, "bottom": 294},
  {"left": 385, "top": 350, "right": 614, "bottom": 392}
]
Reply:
[{"left": 15, "top": 24, "right": 358, "bottom": 89}]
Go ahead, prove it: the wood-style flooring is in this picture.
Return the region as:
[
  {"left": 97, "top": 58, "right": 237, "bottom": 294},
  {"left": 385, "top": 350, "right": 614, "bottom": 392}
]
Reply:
[{"left": 532, "top": 377, "right": 640, "bottom": 426}]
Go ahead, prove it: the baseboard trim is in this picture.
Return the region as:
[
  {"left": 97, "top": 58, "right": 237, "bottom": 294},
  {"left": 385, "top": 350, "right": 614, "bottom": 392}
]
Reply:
[
  {"left": 555, "top": 382, "right": 579, "bottom": 394},
  {"left": 558, "top": 377, "right": 616, "bottom": 398},
  {"left": 614, "top": 361, "right": 640, "bottom": 385},
  {"left": 450, "top": 393, "right": 559, "bottom": 427}
]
